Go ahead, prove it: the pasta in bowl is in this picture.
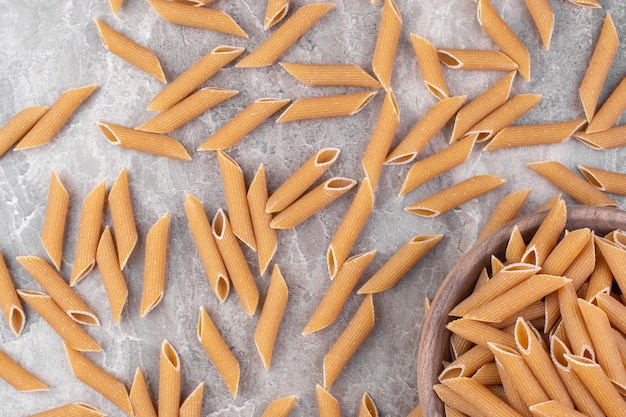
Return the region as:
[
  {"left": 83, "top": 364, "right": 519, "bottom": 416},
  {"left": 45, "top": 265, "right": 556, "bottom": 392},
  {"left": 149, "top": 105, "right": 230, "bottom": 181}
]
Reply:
[{"left": 417, "top": 204, "right": 626, "bottom": 417}]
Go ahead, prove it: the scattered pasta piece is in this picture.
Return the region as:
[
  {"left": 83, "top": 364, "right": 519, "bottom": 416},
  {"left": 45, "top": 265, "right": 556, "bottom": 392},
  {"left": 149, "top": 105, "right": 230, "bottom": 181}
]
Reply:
[
  {"left": 477, "top": 189, "right": 531, "bottom": 241},
  {"left": 574, "top": 125, "right": 626, "bottom": 150},
  {"left": 362, "top": 90, "right": 399, "bottom": 190},
  {"left": 65, "top": 345, "right": 133, "bottom": 415},
  {"left": 411, "top": 34, "right": 448, "bottom": 100},
  {"left": 0, "top": 252, "right": 25, "bottom": 337},
  {"left": 316, "top": 384, "right": 341, "bottom": 417},
  {"left": 0, "top": 349, "right": 48, "bottom": 392},
  {"left": 148, "top": 46, "right": 244, "bottom": 111},
  {"left": 70, "top": 181, "right": 107, "bottom": 286},
  {"left": 18, "top": 289, "right": 102, "bottom": 352},
  {"left": 438, "top": 49, "right": 518, "bottom": 71},
  {"left": 198, "top": 306, "right": 240, "bottom": 397},
  {"left": 197, "top": 98, "right": 289, "bottom": 151},
  {"left": 246, "top": 164, "right": 278, "bottom": 275},
  {"left": 0, "top": 106, "right": 48, "bottom": 156},
  {"left": 566, "top": 0, "right": 602, "bottom": 8},
  {"left": 358, "top": 234, "right": 442, "bottom": 294},
  {"left": 264, "top": 0, "right": 290, "bottom": 30},
  {"left": 109, "top": 168, "right": 138, "bottom": 270},
  {"left": 323, "top": 294, "right": 375, "bottom": 389},
  {"left": 266, "top": 147, "right": 340, "bottom": 213},
  {"left": 179, "top": 383, "right": 204, "bottom": 417},
  {"left": 254, "top": 265, "right": 288, "bottom": 369},
  {"left": 16, "top": 256, "right": 100, "bottom": 326},
  {"left": 276, "top": 91, "right": 376, "bottom": 123},
  {"left": 212, "top": 209, "right": 259, "bottom": 315},
  {"left": 108, "top": 0, "right": 124, "bottom": 13},
  {"left": 484, "top": 119, "right": 586, "bottom": 151},
  {"left": 98, "top": 122, "right": 191, "bottom": 160},
  {"left": 372, "top": 0, "right": 402, "bottom": 90},
  {"left": 260, "top": 395, "right": 297, "bottom": 417},
  {"left": 146, "top": 0, "right": 247, "bottom": 37},
  {"left": 523, "top": 0, "right": 554, "bottom": 49},
  {"left": 159, "top": 340, "right": 181, "bottom": 417},
  {"left": 236, "top": 3, "right": 335, "bottom": 68},
  {"left": 270, "top": 177, "right": 356, "bottom": 229},
  {"left": 96, "top": 227, "right": 129, "bottom": 325},
  {"left": 140, "top": 213, "right": 170, "bottom": 317},
  {"left": 578, "top": 165, "right": 626, "bottom": 196},
  {"left": 280, "top": 63, "right": 382, "bottom": 88},
  {"left": 586, "top": 74, "right": 626, "bottom": 134},
  {"left": 130, "top": 368, "right": 158, "bottom": 417},
  {"left": 94, "top": 18, "right": 166, "bottom": 83},
  {"left": 137, "top": 88, "right": 238, "bottom": 133},
  {"left": 477, "top": 0, "right": 531, "bottom": 81},
  {"left": 528, "top": 161, "right": 618, "bottom": 208},
  {"left": 405, "top": 175, "right": 506, "bottom": 218},
  {"left": 358, "top": 392, "right": 378, "bottom": 417},
  {"left": 29, "top": 402, "right": 105, "bottom": 417},
  {"left": 185, "top": 194, "right": 230, "bottom": 301},
  {"left": 41, "top": 170, "right": 69, "bottom": 271}
]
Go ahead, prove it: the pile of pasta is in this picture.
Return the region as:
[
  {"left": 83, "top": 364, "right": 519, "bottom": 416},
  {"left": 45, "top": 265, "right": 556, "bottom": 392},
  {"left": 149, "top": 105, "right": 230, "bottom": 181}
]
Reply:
[
  {"left": 1, "top": 0, "right": 626, "bottom": 415},
  {"left": 437, "top": 200, "right": 626, "bottom": 417}
]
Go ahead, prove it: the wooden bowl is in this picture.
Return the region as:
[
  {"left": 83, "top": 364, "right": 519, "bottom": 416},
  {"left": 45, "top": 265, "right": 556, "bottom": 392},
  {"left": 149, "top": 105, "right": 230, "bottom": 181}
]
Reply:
[{"left": 417, "top": 205, "right": 626, "bottom": 417}]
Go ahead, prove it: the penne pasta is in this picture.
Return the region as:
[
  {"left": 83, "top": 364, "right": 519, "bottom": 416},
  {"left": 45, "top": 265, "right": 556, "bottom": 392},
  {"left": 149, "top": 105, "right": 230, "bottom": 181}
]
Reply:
[
  {"left": 270, "top": 177, "right": 356, "bottom": 229},
  {"left": 484, "top": 119, "right": 586, "bottom": 151},
  {"left": 260, "top": 395, "right": 297, "bottom": 417},
  {"left": 304, "top": 250, "right": 376, "bottom": 334},
  {"left": 465, "top": 94, "right": 542, "bottom": 142},
  {"left": 528, "top": 161, "right": 618, "bottom": 207},
  {"left": 137, "top": 88, "right": 238, "bottom": 133},
  {"left": 441, "top": 377, "right": 523, "bottom": 416},
  {"left": 565, "top": 354, "right": 626, "bottom": 417},
  {"left": 246, "top": 164, "right": 278, "bottom": 275},
  {"left": 438, "top": 49, "right": 518, "bottom": 71},
  {"left": 358, "top": 234, "right": 442, "bottom": 294},
  {"left": 140, "top": 212, "right": 170, "bottom": 317},
  {"left": 197, "top": 98, "right": 290, "bottom": 151},
  {"left": 567, "top": 0, "right": 602, "bottom": 7},
  {"left": 14, "top": 84, "right": 97, "bottom": 150},
  {"left": 478, "top": 189, "right": 531, "bottom": 242},
  {"left": 450, "top": 332, "right": 473, "bottom": 360},
  {"left": 578, "top": 165, "right": 626, "bottom": 195},
  {"left": 97, "top": 121, "right": 191, "bottom": 160},
  {"left": 450, "top": 71, "right": 515, "bottom": 142},
  {"left": 280, "top": 63, "right": 382, "bottom": 88},
  {"left": 96, "top": 227, "right": 128, "bottom": 325},
  {"left": 327, "top": 177, "right": 374, "bottom": 278},
  {"left": 447, "top": 318, "right": 516, "bottom": 349},
  {"left": 18, "top": 289, "right": 101, "bottom": 352},
  {"left": 515, "top": 318, "right": 573, "bottom": 407},
  {"left": 405, "top": 175, "right": 507, "bottom": 218},
  {"left": 146, "top": 0, "right": 247, "bottom": 37},
  {"left": 529, "top": 400, "right": 587, "bottom": 417},
  {"left": 471, "top": 362, "right": 501, "bottom": 385},
  {"left": 506, "top": 226, "right": 526, "bottom": 264},
  {"left": 316, "top": 384, "right": 341, "bottom": 417},
  {"left": 70, "top": 181, "right": 106, "bottom": 286},
  {"left": 212, "top": 209, "right": 258, "bottom": 315},
  {"left": 558, "top": 282, "right": 595, "bottom": 361},
  {"left": 184, "top": 194, "right": 230, "bottom": 300},
  {"left": 523, "top": 0, "right": 554, "bottom": 49},
  {"left": 477, "top": 0, "right": 531, "bottom": 81},
  {"left": 109, "top": 168, "right": 138, "bottom": 270},
  {"left": 574, "top": 125, "right": 626, "bottom": 150},
  {"left": 579, "top": 14, "right": 618, "bottom": 122},
  {"left": 179, "top": 383, "right": 203, "bottom": 417},
  {"left": 371, "top": 0, "right": 402, "bottom": 90},
  {"left": 541, "top": 228, "right": 591, "bottom": 276},
  {"left": 236, "top": 3, "right": 335, "bottom": 67},
  {"left": 254, "top": 265, "right": 288, "bottom": 370},
  {"left": 159, "top": 340, "right": 181, "bottom": 417},
  {"left": 521, "top": 199, "right": 566, "bottom": 266},
  {"left": 0, "top": 253, "right": 25, "bottom": 337},
  {"left": 585, "top": 249, "right": 612, "bottom": 302},
  {"left": 65, "top": 345, "right": 133, "bottom": 415},
  {"left": 276, "top": 91, "right": 376, "bottom": 123},
  {"left": 29, "top": 403, "right": 105, "bottom": 417},
  {"left": 0, "top": 106, "right": 48, "bottom": 156},
  {"left": 362, "top": 90, "right": 399, "bottom": 190},
  {"left": 358, "top": 392, "right": 378, "bottom": 417},
  {"left": 586, "top": 74, "right": 626, "bottom": 134},
  {"left": 94, "top": 18, "right": 166, "bottom": 83},
  {"left": 399, "top": 135, "right": 476, "bottom": 196},
  {"left": 197, "top": 306, "right": 240, "bottom": 397},
  {"left": 434, "top": 383, "right": 488, "bottom": 417},
  {"left": 130, "top": 368, "right": 157, "bottom": 417},
  {"left": 386, "top": 95, "right": 466, "bottom": 165},
  {"left": 266, "top": 147, "right": 340, "bottom": 214},
  {"left": 264, "top": 0, "right": 290, "bottom": 30},
  {"left": 108, "top": 0, "right": 124, "bottom": 14},
  {"left": 0, "top": 349, "right": 48, "bottom": 392},
  {"left": 16, "top": 256, "right": 99, "bottom": 326},
  {"left": 596, "top": 292, "right": 626, "bottom": 335},
  {"left": 41, "top": 170, "right": 69, "bottom": 271},
  {"left": 323, "top": 294, "right": 374, "bottom": 389},
  {"left": 217, "top": 151, "right": 257, "bottom": 251},
  {"left": 439, "top": 345, "right": 494, "bottom": 381},
  {"left": 148, "top": 46, "right": 244, "bottom": 111},
  {"left": 410, "top": 34, "right": 448, "bottom": 100},
  {"left": 595, "top": 236, "right": 626, "bottom": 295}
]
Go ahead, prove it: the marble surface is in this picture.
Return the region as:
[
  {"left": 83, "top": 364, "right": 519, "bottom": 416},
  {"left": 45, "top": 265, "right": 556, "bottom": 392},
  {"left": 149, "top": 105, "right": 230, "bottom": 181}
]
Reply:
[{"left": 0, "top": 0, "right": 625, "bottom": 415}]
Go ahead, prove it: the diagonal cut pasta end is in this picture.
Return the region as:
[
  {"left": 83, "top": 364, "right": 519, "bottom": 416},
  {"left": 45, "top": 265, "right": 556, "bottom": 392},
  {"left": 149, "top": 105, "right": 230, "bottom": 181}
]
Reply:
[
  {"left": 264, "top": 4, "right": 289, "bottom": 30},
  {"left": 8, "top": 306, "right": 25, "bottom": 338},
  {"left": 216, "top": 273, "right": 230, "bottom": 303},
  {"left": 69, "top": 309, "right": 101, "bottom": 327}
]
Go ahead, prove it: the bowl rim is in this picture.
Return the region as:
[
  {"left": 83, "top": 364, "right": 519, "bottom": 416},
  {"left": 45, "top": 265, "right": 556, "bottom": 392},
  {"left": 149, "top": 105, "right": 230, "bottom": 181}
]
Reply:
[{"left": 417, "top": 205, "right": 626, "bottom": 417}]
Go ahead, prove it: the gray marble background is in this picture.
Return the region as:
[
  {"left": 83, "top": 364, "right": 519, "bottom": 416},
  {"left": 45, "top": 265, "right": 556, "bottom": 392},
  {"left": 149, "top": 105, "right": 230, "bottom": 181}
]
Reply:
[{"left": 0, "top": 0, "right": 625, "bottom": 415}]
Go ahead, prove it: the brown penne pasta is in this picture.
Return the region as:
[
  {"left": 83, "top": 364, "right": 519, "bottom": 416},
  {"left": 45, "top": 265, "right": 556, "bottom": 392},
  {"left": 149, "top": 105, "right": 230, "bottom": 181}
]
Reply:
[
  {"left": 276, "top": 91, "right": 376, "bottom": 123},
  {"left": 371, "top": 0, "right": 402, "bottom": 90},
  {"left": 485, "top": 119, "right": 586, "bottom": 151},
  {"left": 438, "top": 49, "right": 518, "bottom": 71},
  {"left": 98, "top": 122, "right": 191, "bottom": 160},
  {"left": 411, "top": 34, "right": 448, "bottom": 100},
  {"left": 0, "top": 106, "right": 48, "bottom": 156},
  {"left": 280, "top": 63, "right": 382, "bottom": 88},
  {"left": 578, "top": 165, "right": 626, "bottom": 196}
]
